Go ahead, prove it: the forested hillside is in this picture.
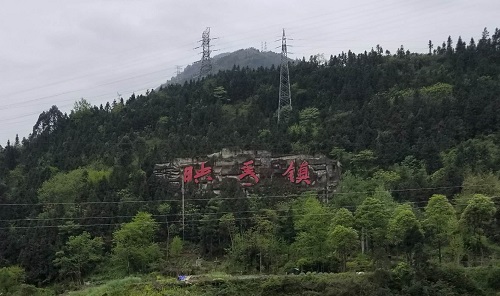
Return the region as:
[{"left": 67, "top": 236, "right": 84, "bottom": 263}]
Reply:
[{"left": 1, "top": 28, "right": 500, "bottom": 295}]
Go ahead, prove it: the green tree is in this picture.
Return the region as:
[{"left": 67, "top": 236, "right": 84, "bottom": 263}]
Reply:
[
  {"left": 112, "top": 212, "right": 161, "bottom": 274},
  {"left": 327, "top": 225, "right": 358, "bottom": 272},
  {"left": 72, "top": 98, "right": 92, "bottom": 114},
  {"left": 213, "top": 86, "right": 228, "bottom": 101},
  {"left": 38, "top": 168, "right": 87, "bottom": 204},
  {"left": 355, "top": 197, "right": 390, "bottom": 257},
  {"left": 350, "top": 150, "right": 377, "bottom": 177},
  {"left": 220, "top": 213, "right": 237, "bottom": 248},
  {"left": 454, "top": 173, "right": 500, "bottom": 214},
  {"left": 392, "top": 156, "right": 429, "bottom": 202},
  {"left": 332, "top": 208, "right": 354, "bottom": 228},
  {"left": 291, "top": 194, "right": 331, "bottom": 270},
  {"left": 254, "top": 211, "right": 286, "bottom": 273},
  {"left": 387, "top": 204, "right": 424, "bottom": 264},
  {"left": 53, "top": 231, "right": 103, "bottom": 284},
  {"left": 459, "top": 194, "right": 496, "bottom": 265},
  {"left": 288, "top": 107, "right": 321, "bottom": 153},
  {"left": 423, "top": 194, "right": 459, "bottom": 264},
  {"left": 169, "top": 236, "right": 183, "bottom": 258},
  {"left": 229, "top": 212, "right": 285, "bottom": 273},
  {"left": 0, "top": 266, "right": 25, "bottom": 294},
  {"left": 334, "top": 172, "right": 377, "bottom": 208}
]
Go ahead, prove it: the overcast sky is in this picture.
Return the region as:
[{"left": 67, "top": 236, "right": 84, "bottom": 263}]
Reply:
[{"left": 0, "top": 0, "right": 498, "bottom": 145}]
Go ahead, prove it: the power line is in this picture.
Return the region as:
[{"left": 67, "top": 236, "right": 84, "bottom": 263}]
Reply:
[
  {"left": 0, "top": 1, "right": 483, "bottom": 111},
  {"left": 0, "top": 184, "right": 493, "bottom": 207},
  {"left": 0, "top": 197, "right": 492, "bottom": 224},
  {"left": 0, "top": 19, "right": 479, "bottom": 116},
  {"left": 0, "top": 197, "right": 493, "bottom": 231}
]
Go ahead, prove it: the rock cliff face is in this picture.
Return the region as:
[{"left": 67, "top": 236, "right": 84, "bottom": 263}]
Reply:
[{"left": 154, "top": 148, "right": 341, "bottom": 197}]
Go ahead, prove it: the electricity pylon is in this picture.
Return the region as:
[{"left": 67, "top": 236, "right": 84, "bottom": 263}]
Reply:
[
  {"left": 195, "top": 27, "right": 217, "bottom": 79},
  {"left": 277, "top": 29, "right": 291, "bottom": 123}
]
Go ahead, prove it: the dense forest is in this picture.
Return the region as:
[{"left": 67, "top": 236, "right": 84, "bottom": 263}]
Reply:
[{"left": 1, "top": 28, "right": 500, "bottom": 295}]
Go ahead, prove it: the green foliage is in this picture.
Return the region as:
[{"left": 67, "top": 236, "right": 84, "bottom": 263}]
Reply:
[
  {"left": 0, "top": 266, "right": 25, "bottom": 294},
  {"left": 332, "top": 208, "right": 354, "bottom": 228},
  {"left": 455, "top": 173, "right": 500, "bottom": 214},
  {"left": 220, "top": 213, "right": 237, "bottom": 248},
  {"left": 350, "top": 150, "right": 377, "bottom": 176},
  {"left": 53, "top": 231, "right": 104, "bottom": 284},
  {"left": 334, "top": 172, "right": 377, "bottom": 208},
  {"left": 420, "top": 82, "right": 453, "bottom": 98},
  {"left": 72, "top": 98, "right": 92, "bottom": 114},
  {"left": 288, "top": 107, "right": 321, "bottom": 153},
  {"left": 460, "top": 194, "right": 496, "bottom": 233},
  {"left": 2, "top": 27, "right": 500, "bottom": 288},
  {"left": 459, "top": 194, "right": 496, "bottom": 265},
  {"left": 433, "top": 136, "right": 500, "bottom": 191},
  {"left": 355, "top": 197, "right": 390, "bottom": 255},
  {"left": 462, "top": 173, "right": 500, "bottom": 196},
  {"left": 391, "top": 261, "right": 414, "bottom": 285},
  {"left": 112, "top": 212, "right": 161, "bottom": 274},
  {"left": 291, "top": 194, "right": 331, "bottom": 267},
  {"left": 67, "top": 277, "right": 142, "bottom": 296},
  {"left": 328, "top": 225, "right": 358, "bottom": 271},
  {"left": 229, "top": 210, "right": 286, "bottom": 273},
  {"left": 372, "top": 170, "right": 400, "bottom": 189},
  {"left": 169, "top": 236, "right": 183, "bottom": 258},
  {"left": 37, "top": 169, "right": 87, "bottom": 204},
  {"left": 298, "top": 107, "right": 320, "bottom": 124},
  {"left": 392, "top": 156, "right": 429, "bottom": 202},
  {"left": 387, "top": 205, "right": 422, "bottom": 244},
  {"left": 87, "top": 169, "right": 111, "bottom": 184},
  {"left": 213, "top": 86, "right": 228, "bottom": 101},
  {"left": 424, "top": 194, "right": 459, "bottom": 264},
  {"left": 387, "top": 204, "right": 424, "bottom": 264}
]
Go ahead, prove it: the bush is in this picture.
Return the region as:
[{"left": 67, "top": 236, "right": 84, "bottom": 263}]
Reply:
[
  {"left": 347, "top": 253, "right": 373, "bottom": 272},
  {"left": 67, "top": 277, "right": 142, "bottom": 296},
  {"left": 16, "top": 284, "right": 55, "bottom": 296},
  {"left": 0, "top": 266, "right": 25, "bottom": 294},
  {"left": 427, "top": 265, "right": 482, "bottom": 296}
]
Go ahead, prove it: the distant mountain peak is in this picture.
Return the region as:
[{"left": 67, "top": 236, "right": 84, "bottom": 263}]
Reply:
[{"left": 159, "top": 48, "right": 284, "bottom": 87}]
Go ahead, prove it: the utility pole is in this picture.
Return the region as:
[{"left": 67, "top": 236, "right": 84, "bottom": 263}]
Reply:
[
  {"left": 195, "top": 27, "right": 217, "bottom": 79},
  {"left": 181, "top": 178, "right": 185, "bottom": 240},
  {"left": 277, "top": 29, "right": 292, "bottom": 123}
]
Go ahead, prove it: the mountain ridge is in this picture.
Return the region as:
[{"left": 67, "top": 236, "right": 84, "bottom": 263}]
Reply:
[{"left": 159, "top": 47, "right": 285, "bottom": 87}]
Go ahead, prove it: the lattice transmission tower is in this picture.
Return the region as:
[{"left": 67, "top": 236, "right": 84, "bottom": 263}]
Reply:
[
  {"left": 277, "top": 29, "right": 291, "bottom": 123},
  {"left": 195, "top": 27, "right": 217, "bottom": 79},
  {"left": 175, "top": 65, "right": 183, "bottom": 76}
]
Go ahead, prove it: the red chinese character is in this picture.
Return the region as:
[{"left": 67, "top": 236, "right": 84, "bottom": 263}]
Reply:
[
  {"left": 183, "top": 166, "right": 193, "bottom": 183},
  {"left": 194, "top": 162, "right": 213, "bottom": 183},
  {"left": 296, "top": 161, "right": 311, "bottom": 185},
  {"left": 282, "top": 161, "right": 295, "bottom": 183},
  {"left": 239, "top": 160, "right": 259, "bottom": 183}
]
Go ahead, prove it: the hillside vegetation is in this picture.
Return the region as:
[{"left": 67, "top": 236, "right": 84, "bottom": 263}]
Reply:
[{"left": 1, "top": 28, "right": 500, "bottom": 295}]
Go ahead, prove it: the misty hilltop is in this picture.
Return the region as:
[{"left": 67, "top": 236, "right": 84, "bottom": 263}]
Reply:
[{"left": 159, "top": 47, "right": 285, "bottom": 87}]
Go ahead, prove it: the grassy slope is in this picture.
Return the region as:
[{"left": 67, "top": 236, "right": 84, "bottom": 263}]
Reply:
[{"left": 65, "top": 266, "right": 500, "bottom": 296}]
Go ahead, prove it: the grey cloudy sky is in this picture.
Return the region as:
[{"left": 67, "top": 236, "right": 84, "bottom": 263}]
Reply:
[{"left": 0, "top": 0, "right": 498, "bottom": 145}]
